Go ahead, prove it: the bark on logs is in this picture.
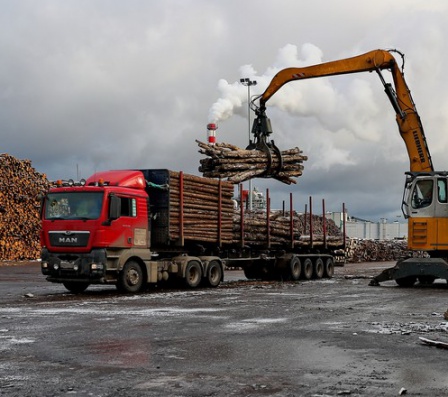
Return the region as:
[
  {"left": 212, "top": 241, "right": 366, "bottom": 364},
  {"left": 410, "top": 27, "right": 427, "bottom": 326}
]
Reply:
[
  {"left": 0, "top": 154, "right": 50, "bottom": 260},
  {"left": 197, "top": 140, "right": 308, "bottom": 185}
]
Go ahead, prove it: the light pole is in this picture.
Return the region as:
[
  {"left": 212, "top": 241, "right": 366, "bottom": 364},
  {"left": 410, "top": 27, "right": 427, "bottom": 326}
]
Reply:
[{"left": 240, "top": 78, "right": 257, "bottom": 210}]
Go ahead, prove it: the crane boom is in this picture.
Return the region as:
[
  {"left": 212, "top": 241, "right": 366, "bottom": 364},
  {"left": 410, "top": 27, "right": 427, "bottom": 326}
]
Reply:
[{"left": 252, "top": 49, "right": 434, "bottom": 173}]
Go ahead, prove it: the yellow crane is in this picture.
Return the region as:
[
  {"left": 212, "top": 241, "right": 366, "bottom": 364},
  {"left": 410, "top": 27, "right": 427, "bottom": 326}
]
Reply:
[{"left": 250, "top": 49, "right": 448, "bottom": 286}]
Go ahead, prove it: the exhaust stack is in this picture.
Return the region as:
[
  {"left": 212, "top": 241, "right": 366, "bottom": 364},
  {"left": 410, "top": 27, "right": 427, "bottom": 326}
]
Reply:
[{"left": 207, "top": 123, "right": 217, "bottom": 145}]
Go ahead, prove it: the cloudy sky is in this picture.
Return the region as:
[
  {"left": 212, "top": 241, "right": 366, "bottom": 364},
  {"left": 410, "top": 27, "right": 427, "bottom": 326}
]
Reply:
[{"left": 2, "top": 0, "right": 448, "bottom": 221}]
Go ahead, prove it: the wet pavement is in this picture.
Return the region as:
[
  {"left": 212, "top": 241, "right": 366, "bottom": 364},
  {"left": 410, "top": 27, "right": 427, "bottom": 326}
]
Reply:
[{"left": 1, "top": 261, "right": 448, "bottom": 396}]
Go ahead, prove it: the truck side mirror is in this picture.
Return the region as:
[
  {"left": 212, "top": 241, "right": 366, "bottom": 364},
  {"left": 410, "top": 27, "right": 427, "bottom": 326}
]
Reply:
[{"left": 109, "top": 195, "right": 121, "bottom": 221}]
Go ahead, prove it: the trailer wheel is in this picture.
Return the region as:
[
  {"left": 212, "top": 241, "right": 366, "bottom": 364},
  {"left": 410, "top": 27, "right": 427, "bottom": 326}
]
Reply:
[
  {"left": 302, "top": 258, "right": 313, "bottom": 280},
  {"left": 118, "top": 260, "right": 144, "bottom": 293},
  {"left": 324, "top": 257, "right": 334, "bottom": 278},
  {"left": 63, "top": 282, "right": 89, "bottom": 294},
  {"left": 205, "top": 260, "right": 222, "bottom": 288},
  {"left": 289, "top": 257, "right": 301, "bottom": 281},
  {"left": 184, "top": 261, "right": 202, "bottom": 288},
  {"left": 313, "top": 258, "right": 324, "bottom": 279},
  {"left": 395, "top": 276, "right": 417, "bottom": 288}
]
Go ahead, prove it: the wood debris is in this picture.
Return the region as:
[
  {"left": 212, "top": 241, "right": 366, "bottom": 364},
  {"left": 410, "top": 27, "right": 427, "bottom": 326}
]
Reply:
[
  {"left": 419, "top": 337, "right": 448, "bottom": 350},
  {"left": 0, "top": 153, "right": 50, "bottom": 260},
  {"left": 196, "top": 140, "right": 308, "bottom": 185}
]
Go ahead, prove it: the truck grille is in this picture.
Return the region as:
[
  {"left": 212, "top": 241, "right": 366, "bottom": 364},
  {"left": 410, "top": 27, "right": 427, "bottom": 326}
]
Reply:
[{"left": 49, "top": 231, "right": 90, "bottom": 247}]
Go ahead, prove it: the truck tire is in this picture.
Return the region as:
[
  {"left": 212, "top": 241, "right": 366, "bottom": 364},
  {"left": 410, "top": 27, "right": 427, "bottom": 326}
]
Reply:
[
  {"left": 302, "top": 258, "right": 313, "bottom": 280},
  {"left": 289, "top": 256, "right": 301, "bottom": 281},
  {"left": 184, "top": 260, "right": 202, "bottom": 288},
  {"left": 313, "top": 258, "right": 324, "bottom": 279},
  {"left": 63, "top": 282, "right": 89, "bottom": 294},
  {"left": 205, "top": 260, "right": 222, "bottom": 288},
  {"left": 324, "top": 257, "right": 334, "bottom": 278},
  {"left": 118, "top": 260, "right": 144, "bottom": 293}
]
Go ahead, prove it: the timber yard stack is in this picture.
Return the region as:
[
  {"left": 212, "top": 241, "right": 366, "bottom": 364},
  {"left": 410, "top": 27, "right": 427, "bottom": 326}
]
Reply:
[
  {"left": 0, "top": 153, "right": 50, "bottom": 260},
  {"left": 197, "top": 140, "right": 307, "bottom": 184},
  {"left": 345, "top": 239, "right": 427, "bottom": 263}
]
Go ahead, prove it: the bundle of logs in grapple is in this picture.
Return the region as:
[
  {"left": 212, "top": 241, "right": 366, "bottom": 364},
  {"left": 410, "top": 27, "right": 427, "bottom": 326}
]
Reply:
[
  {"left": 0, "top": 154, "right": 50, "bottom": 260},
  {"left": 233, "top": 210, "right": 345, "bottom": 247},
  {"left": 196, "top": 140, "right": 308, "bottom": 184}
]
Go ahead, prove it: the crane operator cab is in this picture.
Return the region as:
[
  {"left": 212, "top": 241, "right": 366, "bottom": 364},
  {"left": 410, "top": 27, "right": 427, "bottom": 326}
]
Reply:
[{"left": 402, "top": 172, "right": 448, "bottom": 252}]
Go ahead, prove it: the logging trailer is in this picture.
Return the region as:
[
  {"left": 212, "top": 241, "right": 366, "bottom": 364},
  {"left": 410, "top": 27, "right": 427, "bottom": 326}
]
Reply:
[
  {"left": 40, "top": 169, "right": 345, "bottom": 293},
  {"left": 247, "top": 48, "right": 448, "bottom": 287}
]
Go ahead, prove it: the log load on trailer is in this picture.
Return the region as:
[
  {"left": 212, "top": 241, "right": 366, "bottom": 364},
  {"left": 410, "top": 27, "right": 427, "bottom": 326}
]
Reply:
[{"left": 40, "top": 169, "right": 345, "bottom": 293}]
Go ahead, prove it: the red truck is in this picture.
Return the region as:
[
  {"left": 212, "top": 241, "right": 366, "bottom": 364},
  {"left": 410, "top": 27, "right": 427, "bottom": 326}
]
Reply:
[{"left": 40, "top": 169, "right": 345, "bottom": 293}]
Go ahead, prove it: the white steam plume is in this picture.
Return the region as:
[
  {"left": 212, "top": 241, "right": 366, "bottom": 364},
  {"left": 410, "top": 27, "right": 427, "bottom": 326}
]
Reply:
[{"left": 208, "top": 43, "right": 382, "bottom": 142}]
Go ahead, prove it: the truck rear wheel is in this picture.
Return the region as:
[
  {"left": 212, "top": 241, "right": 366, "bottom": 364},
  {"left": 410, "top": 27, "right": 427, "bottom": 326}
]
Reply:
[
  {"left": 324, "top": 257, "right": 334, "bottom": 278},
  {"left": 184, "top": 261, "right": 202, "bottom": 288},
  {"left": 63, "top": 282, "right": 89, "bottom": 294},
  {"left": 118, "top": 260, "right": 144, "bottom": 293},
  {"left": 313, "top": 258, "right": 324, "bottom": 279},
  {"left": 205, "top": 260, "right": 222, "bottom": 288},
  {"left": 302, "top": 258, "right": 313, "bottom": 280}
]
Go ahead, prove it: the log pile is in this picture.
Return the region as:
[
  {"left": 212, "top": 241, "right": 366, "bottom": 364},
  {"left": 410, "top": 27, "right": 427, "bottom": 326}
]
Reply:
[
  {"left": 166, "top": 171, "right": 235, "bottom": 244},
  {"left": 345, "top": 239, "right": 428, "bottom": 263},
  {"left": 0, "top": 154, "right": 50, "bottom": 260},
  {"left": 197, "top": 140, "right": 308, "bottom": 185},
  {"left": 232, "top": 210, "right": 345, "bottom": 247}
]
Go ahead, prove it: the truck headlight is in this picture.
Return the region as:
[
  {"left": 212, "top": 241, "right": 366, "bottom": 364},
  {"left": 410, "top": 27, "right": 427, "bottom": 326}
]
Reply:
[
  {"left": 91, "top": 263, "right": 104, "bottom": 270},
  {"left": 53, "top": 264, "right": 59, "bottom": 270}
]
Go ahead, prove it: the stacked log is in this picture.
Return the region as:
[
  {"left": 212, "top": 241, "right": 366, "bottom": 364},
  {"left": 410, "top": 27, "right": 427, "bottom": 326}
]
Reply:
[
  {"left": 166, "top": 171, "right": 235, "bottom": 244},
  {"left": 345, "top": 239, "right": 428, "bottom": 263},
  {"left": 0, "top": 153, "right": 50, "bottom": 260},
  {"left": 197, "top": 140, "right": 308, "bottom": 185},
  {"left": 232, "top": 210, "right": 345, "bottom": 247}
]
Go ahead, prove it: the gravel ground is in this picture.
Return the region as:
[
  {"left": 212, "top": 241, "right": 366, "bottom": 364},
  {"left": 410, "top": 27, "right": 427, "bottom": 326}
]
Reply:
[{"left": 1, "top": 261, "right": 448, "bottom": 396}]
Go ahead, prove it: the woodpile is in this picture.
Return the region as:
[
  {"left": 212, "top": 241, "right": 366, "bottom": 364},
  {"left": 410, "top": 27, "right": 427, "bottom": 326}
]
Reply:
[
  {"left": 0, "top": 154, "right": 50, "bottom": 260},
  {"left": 197, "top": 140, "right": 308, "bottom": 185},
  {"left": 233, "top": 210, "right": 345, "bottom": 247},
  {"left": 164, "top": 171, "right": 235, "bottom": 244},
  {"left": 345, "top": 238, "right": 427, "bottom": 263}
]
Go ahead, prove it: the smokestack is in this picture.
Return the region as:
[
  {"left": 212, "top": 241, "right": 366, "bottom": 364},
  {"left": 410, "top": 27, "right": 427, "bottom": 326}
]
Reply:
[{"left": 207, "top": 123, "right": 218, "bottom": 145}]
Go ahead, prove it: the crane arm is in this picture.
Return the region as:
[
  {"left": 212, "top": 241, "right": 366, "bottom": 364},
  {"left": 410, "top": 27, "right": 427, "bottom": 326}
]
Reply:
[{"left": 253, "top": 49, "right": 433, "bottom": 173}]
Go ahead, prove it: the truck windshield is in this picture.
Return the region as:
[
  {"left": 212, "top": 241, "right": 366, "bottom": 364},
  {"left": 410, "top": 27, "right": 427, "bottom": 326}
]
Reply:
[{"left": 45, "top": 192, "right": 103, "bottom": 220}]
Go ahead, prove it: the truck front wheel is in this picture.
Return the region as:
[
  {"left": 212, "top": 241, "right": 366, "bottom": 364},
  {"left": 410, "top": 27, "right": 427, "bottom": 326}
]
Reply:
[
  {"left": 118, "top": 260, "right": 144, "bottom": 293},
  {"left": 184, "top": 261, "right": 202, "bottom": 288}
]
